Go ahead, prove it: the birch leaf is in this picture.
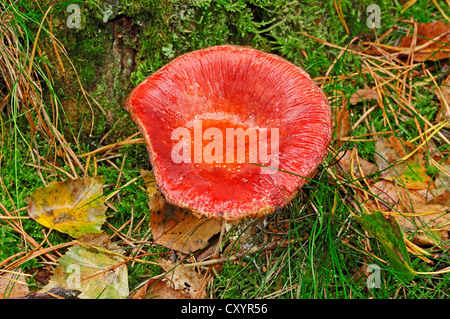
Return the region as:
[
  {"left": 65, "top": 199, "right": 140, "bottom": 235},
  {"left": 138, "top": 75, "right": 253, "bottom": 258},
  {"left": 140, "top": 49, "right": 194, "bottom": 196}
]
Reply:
[
  {"left": 41, "top": 246, "right": 128, "bottom": 299},
  {"left": 27, "top": 177, "right": 107, "bottom": 238}
]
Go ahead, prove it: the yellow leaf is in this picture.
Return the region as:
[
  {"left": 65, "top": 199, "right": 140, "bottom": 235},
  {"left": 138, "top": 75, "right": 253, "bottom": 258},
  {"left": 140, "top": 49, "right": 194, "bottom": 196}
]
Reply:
[
  {"left": 40, "top": 246, "right": 128, "bottom": 299},
  {"left": 27, "top": 177, "right": 107, "bottom": 238}
]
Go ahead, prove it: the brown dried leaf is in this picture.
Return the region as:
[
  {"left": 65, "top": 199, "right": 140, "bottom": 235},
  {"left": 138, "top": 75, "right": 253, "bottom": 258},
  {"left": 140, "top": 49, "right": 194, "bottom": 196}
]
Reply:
[
  {"left": 349, "top": 88, "right": 380, "bottom": 104},
  {"left": 435, "top": 75, "right": 450, "bottom": 120},
  {"left": 142, "top": 170, "right": 222, "bottom": 254},
  {"left": 363, "top": 21, "right": 450, "bottom": 62},
  {"left": 395, "top": 202, "right": 450, "bottom": 231},
  {"left": 336, "top": 149, "right": 379, "bottom": 178},
  {"left": 361, "top": 134, "right": 447, "bottom": 247},
  {"left": 131, "top": 278, "right": 189, "bottom": 299},
  {"left": 76, "top": 232, "right": 120, "bottom": 250},
  {"left": 430, "top": 187, "right": 450, "bottom": 207},
  {"left": 398, "top": 21, "right": 450, "bottom": 62},
  {"left": 26, "top": 266, "right": 52, "bottom": 287},
  {"left": 158, "top": 259, "right": 207, "bottom": 299},
  {"left": 394, "top": 192, "right": 450, "bottom": 247},
  {"left": 0, "top": 269, "right": 29, "bottom": 299},
  {"left": 374, "top": 136, "right": 409, "bottom": 173},
  {"left": 368, "top": 179, "right": 401, "bottom": 212},
  {"left": 361, "top": 179, "right": 443, "bottom": 247},
  {"left": 335, "top": 106, "right": 351, "bottom": 148},
  {"left": 150, "top": 203, "right": 222, "bottom": 254},
  {"left": 364, "top": 175, "right": 449, "bottom": 247},
  {"left": 374, "top": 136, "right": 431, "bottom": 190},
  {"left": 370, "top": 178, "right": 430, "bottom": 211}
]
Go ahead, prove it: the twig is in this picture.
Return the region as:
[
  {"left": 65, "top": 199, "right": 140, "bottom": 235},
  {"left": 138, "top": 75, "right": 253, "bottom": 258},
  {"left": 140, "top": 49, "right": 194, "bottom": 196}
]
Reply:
[
  {"left": 185, "top": 238, "right": 300, "bottom": 268},
  {"left": 80, "top": 134, "right": 144, "bottom": 158}
]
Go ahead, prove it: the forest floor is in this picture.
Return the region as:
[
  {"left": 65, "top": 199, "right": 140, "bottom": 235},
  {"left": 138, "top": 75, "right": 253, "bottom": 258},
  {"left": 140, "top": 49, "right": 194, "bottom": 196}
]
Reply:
[{"left": 1, "top": 0, "right": 450, "bottom": 300}]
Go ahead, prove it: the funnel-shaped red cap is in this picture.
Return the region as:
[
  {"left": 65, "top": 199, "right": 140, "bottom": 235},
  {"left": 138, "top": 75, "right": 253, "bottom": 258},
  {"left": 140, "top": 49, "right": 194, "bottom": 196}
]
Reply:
[{"left": 126, "top": 45, "right": 332, "bottom": 221}]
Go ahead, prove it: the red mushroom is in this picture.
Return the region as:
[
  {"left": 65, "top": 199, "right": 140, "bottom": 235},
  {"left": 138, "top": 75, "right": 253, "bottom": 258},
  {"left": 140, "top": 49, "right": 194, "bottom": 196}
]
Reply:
[{"left": 125, "top": 45, "right": 332, "bottom": 221}]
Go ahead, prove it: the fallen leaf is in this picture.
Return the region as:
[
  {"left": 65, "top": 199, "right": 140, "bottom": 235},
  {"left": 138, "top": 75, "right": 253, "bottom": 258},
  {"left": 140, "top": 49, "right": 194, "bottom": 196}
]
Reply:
[
  {"left": 27, "top": 177, "right": 107, "bottom": 238},
  {"left": 374, "top": 136, "right": 409, "bottom": 173},
  {"left": 349, "top": 88, "right": 380, "bottom": 104},
  {"left": 0, "top": 269, "right": 29, "bottom": 298},
  {"left": 335, "top": 106, "right": 351, "bottom": 148},
  {"left": 142, "top": 170, "right": 222, "bottom": 254},
  {"left": 132, "top": 278, "right": 190, "bottom": 299},
  {"left": 41, "top": 246, "right": 128, "bottom": 299},
  {"left": 367, "top": 179, "right": 401, "bottom": 211},
  {"left": 394, "top": 201, "right": 450, "bottom": 233},
  {"left": 369, "top": 179, "right": 426, "bottom": 212},
  {"left": 360, "top": 135, "right": 448, "bottom": 246},
  {"left": 158, "top": 259, "right": 207, "bottom": 298},
  {"left": 343, "top": 135, "right": 450, "bottom": 248},
  {"left": 363, "top": 21, "right": 450, "bottom": 62},
  {"left": 354, "top": 210, "right": 416, "bottom": 282},
  {"left": 429, "top": 188, "right": 450, "bottom": 207},
  {"left": 435, "top": 75, "right": 450, "bottom": 121},
  {"left": 398, "top": 21, "right": 450, "bottom": 62},
  {"left": 374, "top": 136, "right": 431, "bottom": 190},
  {"left": 336, "top": 148, "right": 379, "bottom": 179},
  {"left": 150, "top": 204, "right": 222, "bottom": 254},
  {"left": 362, "top": 175, "right": 448, "bottom": 247},
  {"left": 77, "top": 232, "right": 120, "bottom": 250},
  {"left": 399, "top": 156, "right": 431, "bottom": 190},
  {"left": 26, "top": 266, "right": 52, "bottom": 286}
]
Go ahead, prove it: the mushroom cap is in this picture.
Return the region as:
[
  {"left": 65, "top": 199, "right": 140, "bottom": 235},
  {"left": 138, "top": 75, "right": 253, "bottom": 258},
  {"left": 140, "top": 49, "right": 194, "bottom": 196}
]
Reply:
[{"left": 126, "top": 45, "right": 333, "bottom": 221}]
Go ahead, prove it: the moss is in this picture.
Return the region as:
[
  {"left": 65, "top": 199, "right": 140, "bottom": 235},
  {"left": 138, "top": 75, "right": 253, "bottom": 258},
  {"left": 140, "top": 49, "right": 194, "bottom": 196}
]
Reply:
[
  {"left": 31, "top": 2, "right": 142, "bottom": 146},
  {"left": 127, "top": 0, "right": 403, "bottom": 85},
  {"left": 128, "top": 1, "right": 175, "bottom": 86}
]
